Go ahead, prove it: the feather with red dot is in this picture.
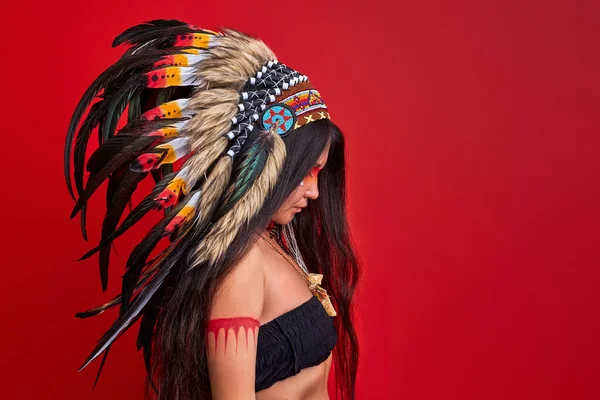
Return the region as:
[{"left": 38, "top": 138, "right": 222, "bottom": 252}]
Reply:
[
  {"left": 163, "top": 191, "right": 201, "bottom": 236},
  {"left": 130, "top": 137, "right": 191, "bottom": 173},
  {"left": 152, "top": 53, "right": 207, "bottom": 68},
  {"left": 173, "top": 33, "right": 214, "bottom": 49},
  {"left": 141, "top": 99, "right": 192, "bottom": 121},
  {"left": 153, "top": 166, "right": 192, "bottom": 210},
  {"left": 145, "top": 67, "right": 200, "bottom": 89}
]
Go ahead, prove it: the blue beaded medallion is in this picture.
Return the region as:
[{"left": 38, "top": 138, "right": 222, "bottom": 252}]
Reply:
[{"left": 260, "top": 104, "right": 296, "bottom": 136}]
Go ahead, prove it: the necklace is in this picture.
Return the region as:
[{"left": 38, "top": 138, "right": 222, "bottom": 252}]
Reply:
[
  {"left": 261, "top": 234, "right": 308, "bottom": 280},
  {"left": 265, "top": 222, "right": 309, "bottom": 274},
  {"left": 260, "top": 233, "right": 337, "bottom": 317}
]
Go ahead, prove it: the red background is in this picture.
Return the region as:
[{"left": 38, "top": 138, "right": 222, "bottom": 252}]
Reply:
[{"left": 2, "top": 0, "right": 599, "bottom": 398}]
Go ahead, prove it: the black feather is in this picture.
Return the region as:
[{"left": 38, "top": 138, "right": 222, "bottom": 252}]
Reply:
[
  {"left": 97, "top": 111, "right": 105, "bottom": 148},
  {"left": 150, "top": 169, "right": 163, "bottom": 185},
  {"left": 65, "top": 49, "right": 177, "bottom": 199},
  {"left": 80, "top": 308, "right": 145, "bottom": 371},
  {"left": 73, "top": 101, "right": 107, "bottom": 199},
  {"left": 92, "top": 348, "right": 110, "bottom": 390},
  {"left": 72, "top": 100, "right": 106, "bottom": 240},
  {"left": 136, "top": 283, "right": 165, "bottom": 393},
  {"left": 128, "top": 91, "right": 143, "bottom": 122},
  {"left": 136, "top": 286, "right": 162, "bottom": 351},
  {"left": 120, "top": 191, "right": 199, "bottom": 313},
  {"left": 157, "top": 164, "right": 174, "bottom": 216},
  {"left": 78, "top": 216, "right": 204, "bottom": 371},
  {"left": 80, "top": 203, "right": 88, "bottom": 241},
  {"left": 75, "top": 260, "right": 161, "bottom": 319},
  {"left": 85, "top": 118, "right": 186, "bottom": 173},
  {"left": 66, "top": 99, "right": 104, "bottom": 201},
  {"left": 158, "top": 164, "right": 173, "bottom": 181},
  {"left": 78, "top": 172, "right": 177, "bottom": 261},
  {"left": 99, "top": 173, "right": 120, "bottom": 290},
  {"left": 70, "top": 135, "right": 159, "bottom": 219},
  {"left": 120, "top": 27, "right": 215, "bottom": 58},
  {"left": 118, "top": 25, "right": 212, "bottom": 56},
  {"left": 102, "top": 76, "right": 145, "bottom": 143},
  {"left": 98, "top": 170, "right": 148, "bottom": 291},
  {"left": 155, "top": 86, "right": 177, "bottom": 107},
  {"left": 75, "top": 296, "right": 121, "bottom": 319},
  {"left": 112, "top": 20, "right": 189, "bottom": 47},
  {"left": 86, "top": 134, "right": 136, "bottom": 173}
]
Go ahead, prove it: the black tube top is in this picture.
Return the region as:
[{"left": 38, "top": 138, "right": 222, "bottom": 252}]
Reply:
[{"left": 255, "top": 295, "right": 338, "bottom": 392}]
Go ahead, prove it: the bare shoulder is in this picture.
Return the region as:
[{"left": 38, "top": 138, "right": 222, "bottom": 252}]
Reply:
[{"left": 210, "top": 239, "right": 265, "bottom": 318}]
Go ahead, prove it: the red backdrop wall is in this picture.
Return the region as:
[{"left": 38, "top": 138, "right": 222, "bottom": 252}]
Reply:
[{"left": 2, "top": 0, "right": 599, "bottom": 398}]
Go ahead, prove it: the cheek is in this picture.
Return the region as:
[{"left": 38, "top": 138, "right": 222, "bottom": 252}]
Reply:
[
  {"left": 290, "top": 186, "right": 305, "bottom": 203},
  {"left": 281, "top": 186, "right": 304, "bottom": 209}
]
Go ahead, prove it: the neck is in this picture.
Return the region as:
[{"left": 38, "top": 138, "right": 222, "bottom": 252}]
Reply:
[
  {"left": 267, "top": 219, "right": 276, "bottom": 230},
  {"left": 263, "top": 220, "right": 277, "bottom": 238}
]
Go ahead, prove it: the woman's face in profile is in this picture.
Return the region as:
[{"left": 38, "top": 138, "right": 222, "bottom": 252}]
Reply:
[{"left": 272, "top": 141, "right": 331, "bottom": 225}]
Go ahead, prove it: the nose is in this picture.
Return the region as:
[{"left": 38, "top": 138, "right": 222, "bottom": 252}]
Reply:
[{"left": 304, "top": 178, "right": 319, "bottom": 200}]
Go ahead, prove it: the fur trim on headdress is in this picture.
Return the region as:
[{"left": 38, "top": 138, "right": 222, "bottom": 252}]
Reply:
[
  {"left": 191, "top": 130, "right": 285, "bottom": 267},
  {"left": 178, "top": 30, "right": 276, "bottom": 225}
]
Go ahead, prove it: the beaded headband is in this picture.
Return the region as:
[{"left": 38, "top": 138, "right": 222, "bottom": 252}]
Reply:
[
  {"left": 259, "top": 80, "right": 330, "bottom": 136},
  {"left": 229, "top": 61, "right": 330, "bottom": 152}
]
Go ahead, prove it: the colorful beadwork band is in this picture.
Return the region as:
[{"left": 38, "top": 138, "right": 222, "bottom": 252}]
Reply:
[{"left": 259, "top": 81, "right": 330, "bottom": 136}]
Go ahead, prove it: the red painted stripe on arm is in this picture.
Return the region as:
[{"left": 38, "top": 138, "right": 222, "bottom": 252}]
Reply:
[{"left": 207, "top": 317, "right": 260, "bottom": 354}]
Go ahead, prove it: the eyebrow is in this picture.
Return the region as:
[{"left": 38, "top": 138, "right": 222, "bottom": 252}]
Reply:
[{"left": 315, "top": 155, "right": 328, "bottom": 169}]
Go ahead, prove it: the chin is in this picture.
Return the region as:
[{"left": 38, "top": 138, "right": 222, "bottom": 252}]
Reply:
[{"left": 273, "top": 210, "right": 296, "bottom": 225}]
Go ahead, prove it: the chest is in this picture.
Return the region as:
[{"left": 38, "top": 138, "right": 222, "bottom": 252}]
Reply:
[{"left": 261, "top": 249, "right": 313, "bottom": 324}]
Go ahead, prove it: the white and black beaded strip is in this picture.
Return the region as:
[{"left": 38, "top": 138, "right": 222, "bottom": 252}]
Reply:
[
  {"left": 232, "top": 107, "right": 263, "bottom": 124},
  {"left": 245, "top": 72, "right": 305, "bottom": 94},
  {"left": 227, "top": 76, "right": 304, "bottom": 137},
  {"left": 247, "top": 74, "right": 304, "bottom": 90},
  {"left": 222, "top": 61, "right": 308, "bottom": 159},
  {"left": 241, "top": 88, "right": 281, "bottom": 102},
  {"left": 226, "top": 124, "right": 252, "bottom": 158},
  {"left": 249, "top": 67, "right": 303, "bottom": 84},
  {"left": 232, "top": 66, "right": 307, "bottom": 126},
  {"left": 240, "top": 60, "right": 304, "bottom": 98},
  {"left": 245, "top": 61, "right": 305, "bottom": 91}
]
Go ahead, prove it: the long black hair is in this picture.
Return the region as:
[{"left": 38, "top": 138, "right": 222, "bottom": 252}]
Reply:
[{"left": 150, "top": 119, "right": 361, "bottom": 399}]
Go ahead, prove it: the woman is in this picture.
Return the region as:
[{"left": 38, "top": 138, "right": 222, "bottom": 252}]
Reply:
[{"left": 65, "top": 20, "right": 360, "bottom": 399}]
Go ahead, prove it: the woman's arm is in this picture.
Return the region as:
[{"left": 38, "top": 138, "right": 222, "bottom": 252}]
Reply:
[{"left": 206, "top": 244, "right": 265, "bottom": 400}]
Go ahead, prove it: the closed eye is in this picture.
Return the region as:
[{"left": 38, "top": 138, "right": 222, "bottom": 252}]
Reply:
[{"left": 308, "top": 167, "right": 322, "bottom": 177}]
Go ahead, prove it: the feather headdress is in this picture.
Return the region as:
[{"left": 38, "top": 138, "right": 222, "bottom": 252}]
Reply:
[{"left": 65, "top": 20, "right": 331, "bottom": 376}]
